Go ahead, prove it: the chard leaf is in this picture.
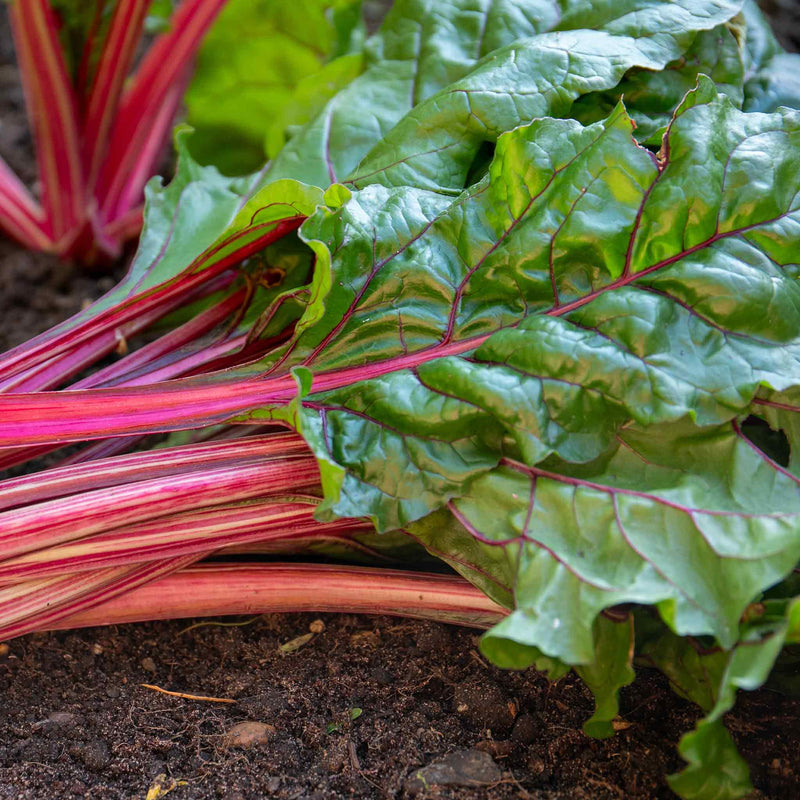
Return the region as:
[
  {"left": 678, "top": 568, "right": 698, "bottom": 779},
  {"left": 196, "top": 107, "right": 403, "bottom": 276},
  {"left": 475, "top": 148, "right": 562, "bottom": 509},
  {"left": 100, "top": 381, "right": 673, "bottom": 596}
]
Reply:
[
  {"left": 252, "top": 86, "right": 800, "bottom": 678},
  {"left": 743, "top": 52, "right": 800, "bottom": 113},
  {"left": 741, "top": 0, "right": 781, "bottom": 74},
  {"left": 666, "top": 597, "right": 800, "bottom": 799},
  {"left": 268, "top": 0, "right": 744, "bottom": 189},
  {"left": 472, "top": 420, "right": 800, "bottom": 662},
  {"left": 571, "top": 23, "right": 745, "bottom": 142},
  {"left": 741, "top": 0, "right": 800, "bottom": 113},
  {"left": 265, "top": 0, "right": 555, "bottom": 186},
  {"left": 277, "top": 85, "right": 800, "bottom": 531},
  {"left": 185, "top": 0, "right": 365, "bottom": 175},
  {"left": 349, "top": 0, "right": 744, "bottom": 192},
  {"left": 753, "top": 387, "right": 800, "bottom": 473},
  {"left": 574, "top": 613, "right": 636, "bottom": 739}
]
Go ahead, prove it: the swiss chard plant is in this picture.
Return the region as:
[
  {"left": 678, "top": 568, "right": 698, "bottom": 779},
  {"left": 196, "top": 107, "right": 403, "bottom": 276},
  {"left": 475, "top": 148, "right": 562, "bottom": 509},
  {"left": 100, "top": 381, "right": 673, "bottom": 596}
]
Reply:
[
  {"left": 1, "top": 1, "right": 800, "bottom": 798},
  {"left": 0, "top": 0, "right": 359, "bottom": 262}
]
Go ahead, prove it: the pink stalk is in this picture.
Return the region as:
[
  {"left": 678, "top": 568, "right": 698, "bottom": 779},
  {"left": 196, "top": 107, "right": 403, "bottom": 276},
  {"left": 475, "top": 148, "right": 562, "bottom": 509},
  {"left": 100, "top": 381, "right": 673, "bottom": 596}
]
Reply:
[
  {"left": 0, "top": 502, "right": 370, "bottom": 583},
  {"left": 48, "top": 563, "right": 508, "bottom": 632},
  {"left": 0, "top": 297, "right": 185, "bottom": 394},
  {"left": 3, "top": 285, "right": 249, "bottom": 396},
  {"left": 97, "top": 0, "right": 228, "bottom": 223},
  {"left": 100, "top": 204, "right": 144, "bottom": 247},
  {"left": 0, "top": 335, "right": 479, "bottom": 447},
  {"left": 0, "top": 453, "right": 320, "bottom": 561},
  {"left": 80, "top": 289, "right": 248, "bottom": 388},
  {"left": 53, "top": 435, "right": 153, "bottom": 467},
  {"left": 0, "top": 218, "right": 301, "bottom": 382},
  {"left": 0, "top": 158, "right": 52, "bottom": 251},
  {"left": 8, "top": 0, "right": 85, "bottom": 245},
  {"left": 0, "top": 554, "right": 199, "bottom": 641},
  {"left": 0, "top": 431, "right": 307, "bottom": 512},
  {"left": 82, "top": 0, "right": 152, "bottom": 192},
  {"left": 99, "top": 71, "right": 191, "bottom": 229}
]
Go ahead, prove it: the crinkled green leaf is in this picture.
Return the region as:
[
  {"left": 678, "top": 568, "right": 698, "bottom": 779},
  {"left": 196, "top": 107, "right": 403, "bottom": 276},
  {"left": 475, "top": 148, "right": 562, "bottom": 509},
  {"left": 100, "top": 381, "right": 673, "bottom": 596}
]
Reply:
[
  {"left": 349, "top": 1, "right": 744, "bottom": 192},
  {"left": 571, "top": 23, "right": 745, "bottom": 142},
  {"left": 238, "top": 86, "right": 800, "bottom": 693},
  {"left": 278, "top": 87, "right": 800, "bottom": 539},
  {"left": 185, "top": 0, "right": 365, "bottom": 174},
  {"left": 751, "top": 387, "right": 800, "bottom": 473},
  {"left": 267, "top": 0, "right": 744, "bottom": 189},
  {"left": 130, "top": 131, "right": 322, "bottom": 293},
  {"left": 444, "top": 420, "right": 800, "bottom": 665},
  {"left": 265, "top": 0, "right": 554, "bottom": 186},
  {"left": 741, "top": 0, "right": 781, "bottom": 74},
  {"left": 743, "top": 52, "right": 800, "bottom": 112}
]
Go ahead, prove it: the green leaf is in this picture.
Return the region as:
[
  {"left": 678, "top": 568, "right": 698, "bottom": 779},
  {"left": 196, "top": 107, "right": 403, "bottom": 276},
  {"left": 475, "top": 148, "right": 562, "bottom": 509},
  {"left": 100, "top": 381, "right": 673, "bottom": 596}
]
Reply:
[
  {"left": 575, "top": 614, "right": 636, "bottom": 739},
  {"left": 741, "top": 0, "right": 800, "bottom": 113},
  {"left": 751, "top": 387, "right": 800, "bottom": 473},
  {"left": 571, "top": 23, "right": 746, "bottom": 142},
  {"left": 123, "top": 130, "right": 325, "bottom": 298},
  {"left": 278, "top": 86, "right": 800, "bottom": 537},
  {"left": 185, "top": 0, "right": 365, "bottom": 174},
  {"left": 667, "top": 600, "right": 798, "bottom": 799},
  {"left": 349, "top": 0, "right": 744, "bottom": 192},
  {"left": 228, "top": 87, "right": 800, "bottom": 682},
  {"left": 268, "top": 0, "right": 745, "bottom": 190}
]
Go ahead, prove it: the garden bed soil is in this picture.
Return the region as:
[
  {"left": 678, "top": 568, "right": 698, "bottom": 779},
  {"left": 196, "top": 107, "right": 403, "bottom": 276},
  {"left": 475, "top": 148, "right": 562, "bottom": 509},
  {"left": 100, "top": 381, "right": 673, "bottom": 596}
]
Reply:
[{"left": 2, "top": 3, "right": 800, "bottom": 798}]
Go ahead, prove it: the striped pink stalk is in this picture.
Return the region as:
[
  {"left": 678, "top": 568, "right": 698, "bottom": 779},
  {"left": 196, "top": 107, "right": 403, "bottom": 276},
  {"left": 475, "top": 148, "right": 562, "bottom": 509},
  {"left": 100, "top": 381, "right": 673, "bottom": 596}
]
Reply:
[
  {"left": 49, "top": 563, "right": 508, "bottom": 633},
  {"left": 97, "top": 0, "right": 228, "bottom": 225},
  {"left": 1, "top": 0, "right": 228, "bottom": 261},
  {"left": 0, "top": 450, "right": 320, "bottom": 561},
  {"left": 0, "top": 217, "right": 301, "bottom": 384},
  {"left": 0, "top": 502, "right": 371, "bottom": 583},
  {"left": 0, "top": 554, "right": 200, "bottom": 641},
  {"left": 8, "top": 0, "right": 85, "bottom": 246},
  {"left": 0, "top": 158, "right": 51, "bottom": 251},
  {"left": 0, "top": 432, "right": 307, "bottom": 511},
  {"left": 82, "top": 0, "right": 152, "bottom": 192}
]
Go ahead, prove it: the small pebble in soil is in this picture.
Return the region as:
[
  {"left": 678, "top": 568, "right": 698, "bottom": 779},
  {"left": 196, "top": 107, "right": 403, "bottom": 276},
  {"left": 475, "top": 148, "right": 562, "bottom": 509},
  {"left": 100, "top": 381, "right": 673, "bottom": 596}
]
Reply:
[
  {"left": 321, "top": 736, "right": 350, "bottom": 773},
  {"left": 403, "top": 748, "right": 502, "bottom": 796},
  {"left": 221, "top": 721, "right": 276, "bottom": 749}
]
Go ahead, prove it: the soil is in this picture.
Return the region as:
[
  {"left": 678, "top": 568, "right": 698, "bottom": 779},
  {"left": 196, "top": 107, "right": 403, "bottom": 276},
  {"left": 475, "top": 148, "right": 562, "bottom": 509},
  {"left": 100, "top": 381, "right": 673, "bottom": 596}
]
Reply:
[{"left": 1, "top": 4, "right": 800, "bottom": 800}]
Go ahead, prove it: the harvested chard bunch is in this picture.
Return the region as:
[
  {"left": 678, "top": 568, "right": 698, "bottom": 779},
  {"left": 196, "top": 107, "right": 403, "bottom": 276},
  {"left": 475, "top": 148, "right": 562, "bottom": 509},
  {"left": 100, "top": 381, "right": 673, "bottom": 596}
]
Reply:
[{"left": 1, "top": 1, "right": 800, "bottom": 797}]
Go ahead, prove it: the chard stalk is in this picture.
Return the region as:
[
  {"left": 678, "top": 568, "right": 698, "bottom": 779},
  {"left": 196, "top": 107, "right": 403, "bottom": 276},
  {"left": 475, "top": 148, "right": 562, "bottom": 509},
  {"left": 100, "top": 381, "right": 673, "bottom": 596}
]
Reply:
[{"left": 50, "top": 563, "right": 508, "bottom": 632}]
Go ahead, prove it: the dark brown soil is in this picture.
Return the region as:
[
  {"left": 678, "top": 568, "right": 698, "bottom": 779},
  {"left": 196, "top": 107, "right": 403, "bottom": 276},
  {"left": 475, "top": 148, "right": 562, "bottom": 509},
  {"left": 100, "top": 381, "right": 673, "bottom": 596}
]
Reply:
[
  {"left": 1, "top": 615, "right": 798, "bottom": 800},
  {"left": 1, "top": 4, "right": 800, "bottom": 799}
]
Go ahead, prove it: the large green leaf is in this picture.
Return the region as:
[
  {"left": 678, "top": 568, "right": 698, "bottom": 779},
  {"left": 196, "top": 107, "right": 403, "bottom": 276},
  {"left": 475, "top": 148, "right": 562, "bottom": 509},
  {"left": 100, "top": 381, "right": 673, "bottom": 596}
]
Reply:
[
  {"left": 741, "top": 0, "right": 800, "bottom": 113},
  {"left": 348, "top": 0, "right": 744, "bottom": 192},
  {"left": 267, "top": 0, "right": 744, "bottom": 189},
  {"left": 247, "top": 84, "right": 800, "bottom": 680},
  {"left": 571, "top": 23, "right": 745, "bottom": 142}
]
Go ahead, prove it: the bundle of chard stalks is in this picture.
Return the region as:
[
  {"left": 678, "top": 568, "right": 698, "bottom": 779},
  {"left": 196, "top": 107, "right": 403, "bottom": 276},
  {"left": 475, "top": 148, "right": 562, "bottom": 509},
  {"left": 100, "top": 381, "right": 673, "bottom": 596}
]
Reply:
[{"left": 2, "top": 0, "right": 800, "bottom": 797}]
